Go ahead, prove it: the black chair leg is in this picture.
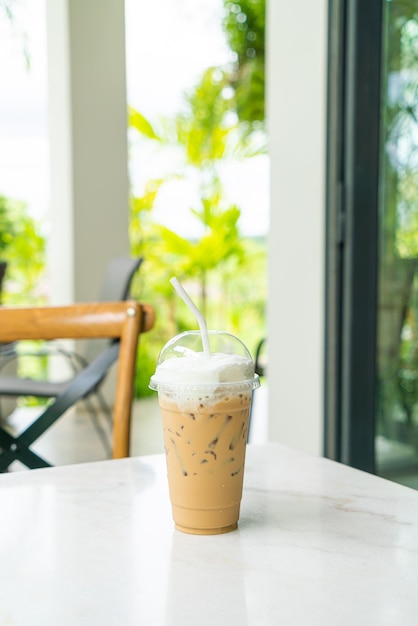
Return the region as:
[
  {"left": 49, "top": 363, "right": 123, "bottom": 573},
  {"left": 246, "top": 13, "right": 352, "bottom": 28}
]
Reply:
[{"left": 0, "top": 426, "right": 51, "bottom": 471}]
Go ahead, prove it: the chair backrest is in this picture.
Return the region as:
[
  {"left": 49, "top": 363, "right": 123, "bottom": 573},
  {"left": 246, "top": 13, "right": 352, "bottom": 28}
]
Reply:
[
  {"left": 0, "top": 300, "right": 155, "bottom": 458},
  {"left": 83, "top": 256, "right": 144, "bottom": 364},
  {"left": 97, "top": 256, "right": 143, "bottom": 302}
]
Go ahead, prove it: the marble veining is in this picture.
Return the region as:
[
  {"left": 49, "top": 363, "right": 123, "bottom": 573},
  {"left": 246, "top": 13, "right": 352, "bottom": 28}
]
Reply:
[{"left": 0, "top": 443, "right": 417, "bottom": 625}]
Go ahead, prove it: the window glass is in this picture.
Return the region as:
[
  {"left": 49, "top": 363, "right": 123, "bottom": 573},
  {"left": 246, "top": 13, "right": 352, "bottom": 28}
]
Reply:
[{"left": 376, "top": 0, "right": 418, "bottom": 488}]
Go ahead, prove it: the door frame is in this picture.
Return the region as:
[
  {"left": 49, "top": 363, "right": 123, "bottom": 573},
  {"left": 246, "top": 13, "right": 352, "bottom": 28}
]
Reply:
[{"left": 324, "top": 0, "right": 383, "bottom": 472}]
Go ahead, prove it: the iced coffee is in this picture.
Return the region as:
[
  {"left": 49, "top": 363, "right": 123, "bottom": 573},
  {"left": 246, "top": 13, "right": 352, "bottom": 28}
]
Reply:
[{"left": 150, "top": 330, "right": 260, "bottom": 535}]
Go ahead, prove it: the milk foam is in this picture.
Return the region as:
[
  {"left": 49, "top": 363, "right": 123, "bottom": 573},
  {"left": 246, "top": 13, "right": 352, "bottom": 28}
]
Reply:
[{"left": 152, "top": 351, "right": 254, "bottom": 387}]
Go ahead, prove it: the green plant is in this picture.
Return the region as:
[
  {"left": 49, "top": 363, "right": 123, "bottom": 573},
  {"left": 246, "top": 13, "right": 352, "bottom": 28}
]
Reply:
[
  {"left": 0, "top": 195, "right": 45, "bottom": 305},
  {"left": 0, "top": 194, "right": 47, "bottom": 403},
  {"left": 223, "top": 0, "right": 265, "bottom": 126},
  {"left": 128, "top": 96, "right": 266, "bottom": 396},
  {"left": 128, "top": 5, "right": 267, "bottom": 397}
]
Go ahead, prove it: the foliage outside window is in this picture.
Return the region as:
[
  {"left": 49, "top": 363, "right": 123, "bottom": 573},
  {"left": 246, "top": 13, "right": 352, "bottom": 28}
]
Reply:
[
  {"left": 0, "top": 195, "right": 45, "bottom": 305},
  {"left": 378, "top": 1, "right": 418, "bottom": 443},
  {"left": 129, "top": 0, "right": 267, "bottom": 396}
]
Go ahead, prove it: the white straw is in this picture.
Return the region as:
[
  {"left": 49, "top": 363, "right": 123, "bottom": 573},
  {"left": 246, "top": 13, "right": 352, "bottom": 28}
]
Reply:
[{"left": 170, "top": 277, "right": 211, "bottom": 358}]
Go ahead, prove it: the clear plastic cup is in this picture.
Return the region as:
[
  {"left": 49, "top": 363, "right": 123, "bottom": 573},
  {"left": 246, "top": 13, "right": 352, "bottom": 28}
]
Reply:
[{"left": 150, "top": 330, "right": 260, "bottom": 535}]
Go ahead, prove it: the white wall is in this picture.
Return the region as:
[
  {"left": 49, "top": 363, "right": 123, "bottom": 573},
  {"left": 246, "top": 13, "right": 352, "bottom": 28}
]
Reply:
[
  {"left": 267, "top": 0, "right": 328, "bottom": 455},
  {"left": 46, "top": 0, "right": 130, "bottom": 304}
]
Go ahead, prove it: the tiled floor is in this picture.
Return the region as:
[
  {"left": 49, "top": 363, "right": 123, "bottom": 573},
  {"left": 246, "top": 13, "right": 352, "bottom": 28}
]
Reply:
[{"left": 1, "top": 385, "right": 269, "bottom": 471}]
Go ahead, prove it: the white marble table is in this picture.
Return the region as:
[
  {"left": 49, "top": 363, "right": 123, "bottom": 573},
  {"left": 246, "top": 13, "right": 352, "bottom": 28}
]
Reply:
[{"left": 0, "top": 443, "right": 417, "bottom": 625}]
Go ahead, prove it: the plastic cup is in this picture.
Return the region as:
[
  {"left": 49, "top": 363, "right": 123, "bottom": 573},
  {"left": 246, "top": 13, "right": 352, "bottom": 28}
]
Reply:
[{"left": 150, "top": 330, "right": 260, "bottom": 535}]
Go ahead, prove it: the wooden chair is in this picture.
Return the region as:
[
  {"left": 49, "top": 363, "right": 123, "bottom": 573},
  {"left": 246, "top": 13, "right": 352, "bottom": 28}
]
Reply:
[
  {"left": 0, "top": 300, "right": 155, "bottom": 471},
  {"left": 0, "top": 256, "right": 144, "bottom": 430}
]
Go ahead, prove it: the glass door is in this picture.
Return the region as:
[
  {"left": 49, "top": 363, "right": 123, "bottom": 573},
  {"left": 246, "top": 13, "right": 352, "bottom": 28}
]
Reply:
[
  {"left": 376, "top": 1, "right": 418, "bottom": 488},
  {"left": 326, "top": 0, "right": 418, "bottom": 488}
]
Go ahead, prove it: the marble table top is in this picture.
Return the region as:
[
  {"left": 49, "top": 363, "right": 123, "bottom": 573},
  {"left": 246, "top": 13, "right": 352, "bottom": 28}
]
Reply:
[{"left": 0, "top": 442, "right": 417, "bottom": 625}]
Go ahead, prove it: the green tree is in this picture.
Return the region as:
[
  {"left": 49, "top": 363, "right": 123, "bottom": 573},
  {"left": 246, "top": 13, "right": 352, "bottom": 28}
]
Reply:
[
  {"left": 223, "top": 0, "right": 265, "bottom": 126},
  {"left": 129, "top": 62, "right": 264, "bottom": 314},
  {"left": 128, "top": 5, "right": 267, "bottom": 396},
  {"left": 0, "top": 195, "right": 45, "bottom": 305},
  {"left": 377, "top": 2, "right": 418, "bottom": 437},
  {"left": 129, "top": 81, "right": 266, "bottom": 395}
]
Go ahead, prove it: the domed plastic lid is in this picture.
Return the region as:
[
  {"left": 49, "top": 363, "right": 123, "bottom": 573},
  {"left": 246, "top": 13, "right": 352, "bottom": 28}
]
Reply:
[{"left": 149, "top": 330, "right": 260, "bottom": 392}]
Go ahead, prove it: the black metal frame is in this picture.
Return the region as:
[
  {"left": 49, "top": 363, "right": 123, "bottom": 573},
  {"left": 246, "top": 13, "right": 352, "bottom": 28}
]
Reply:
[
  {"left": 0, "top": 343, "right": 119, "bottom": 470},
  {"left": 325, "top": 0, "right": 383, "bottom": 472}
]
